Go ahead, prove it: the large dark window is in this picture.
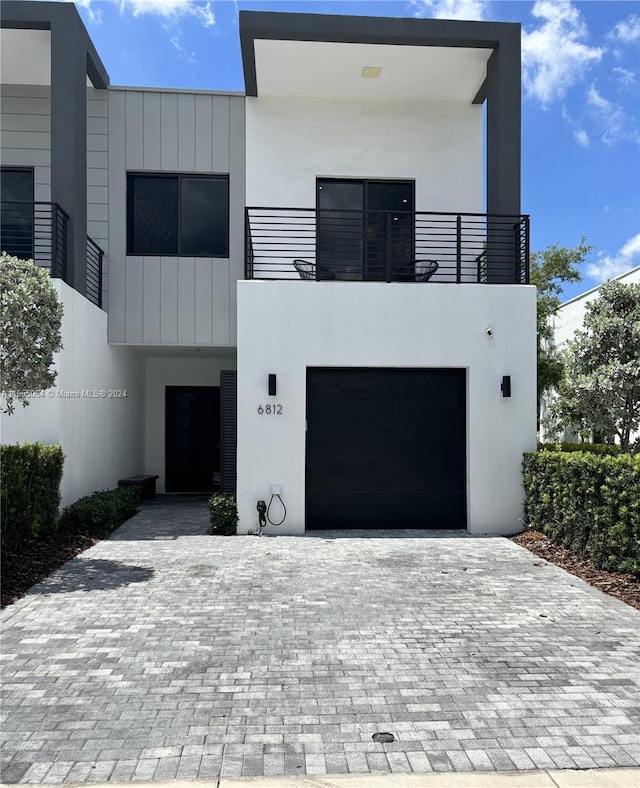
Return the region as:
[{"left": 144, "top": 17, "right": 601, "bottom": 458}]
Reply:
[
  {"left": 127, "top": 173, "right": 229, "bottom": 257},
  {"left": 316, "top": 178, "right": 414, "bottom": 281},
  {"left": 0, "top": 168, "right": 34, "bottom": 260}
]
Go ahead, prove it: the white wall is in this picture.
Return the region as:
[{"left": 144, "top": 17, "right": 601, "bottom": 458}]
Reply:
[
  {"left": 553, "top": 266, "right": 640, "bottom": 346},
  {"left": 236, "top": 281, "right": 537, "bottom": 536},
  {"left": 144, "top": 355, "right": 237, "bottom": 493},
  {"left": 0, "top": 280, "right": 143, "bottom": 508},
  {"left": 246, "top": 96, "right": 482, "bottom": 212}
]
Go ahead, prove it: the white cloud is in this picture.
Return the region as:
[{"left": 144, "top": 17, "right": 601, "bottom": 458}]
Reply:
[
  {"left": 608, "top": 14, "right": 640, "bottom": 43},
  {"left": 587, "top": 234, "right": 640, "bottom": 281},
  {"left": 76, "top": 0, "right": 215, "bottom": 27},
  {"left": 573, "top": 127, "right": 589, "bottom": 147},
  {"left": 122, "top": 0, "right": 215, "bottom": 26},
  {"left": 613, "top": 66, "right": 636, "bottom": 89},
  {"left": 521, "top": 0, "right": 603, "bottom": 106},
  {"left": 170, "top": 34, "right": 197, "bottom": 64},
  {"left": 562, "top": 107, "right": 590, "bottom": 147},
  {"left": 586, "top": 84, "right": 639, "bottom": 145},
  {"left": 411, "top": 1, "right": 488, "bottom": 21},
  {"left": 75, "top": 0, "right": 103, "bottom": 24}
]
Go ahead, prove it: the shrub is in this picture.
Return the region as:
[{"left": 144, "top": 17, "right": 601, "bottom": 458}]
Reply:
[
  {"left": 523, "top": 451, "right": 640, "bottom": 576},
  {"left": 58, "top": 486, "right": 140, "bottom": 538},
  {"left": 208, "top": 493, "right": 238, "bottom": 535},
  {"left": 537, "top": 442, "right": 621, "bottom": 456},
  {"left": 1, "top": 443, "right": 64, "bottom": 552}
]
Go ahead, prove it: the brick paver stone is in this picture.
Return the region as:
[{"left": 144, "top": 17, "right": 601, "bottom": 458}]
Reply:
[{"left": 1, "top": 499, "right": 639, "bottom": 782}]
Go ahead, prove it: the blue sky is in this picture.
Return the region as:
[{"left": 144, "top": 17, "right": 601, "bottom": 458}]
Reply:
[{"left": 73, "top": 0, "right": 639, "bottom": 301}]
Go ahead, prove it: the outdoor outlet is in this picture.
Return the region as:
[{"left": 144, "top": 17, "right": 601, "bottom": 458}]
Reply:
[{"left": 271, "top": 485, "right": 282, "bottom": 495}]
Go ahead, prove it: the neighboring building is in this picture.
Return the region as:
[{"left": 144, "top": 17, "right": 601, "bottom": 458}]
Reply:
[
  {"left": 0, "top": 1, "right": 536, "bottom": 534},
  {"left": 540, "top": 266, "right": 640, "bottom": 444}
]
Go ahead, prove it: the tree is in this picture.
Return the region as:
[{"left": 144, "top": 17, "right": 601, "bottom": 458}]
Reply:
[
  {"left": 549, "top": 280, "right": 640, "bottom": 452},
  {"left": 530, "top": 238, "right": 591, "bottom": 407},
  {"left": 0, "top": 253, "right": 63, "bottom": 415}
]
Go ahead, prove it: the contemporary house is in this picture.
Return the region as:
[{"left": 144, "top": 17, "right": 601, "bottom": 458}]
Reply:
[{"left": 0, "top": 1, "right": 536, "bottom": 535}]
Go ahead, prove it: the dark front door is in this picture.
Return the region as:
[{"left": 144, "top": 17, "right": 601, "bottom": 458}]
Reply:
[
  {"left": 306, "top": 368, "right": 466, "bottom": 529},
  {"left": 0, "top": 168, "right": 34, "bottom": 260},
  {"left": 165, "top": 386, "right": 220, "bottom": 493},
  {"left": 316, "top": 179, "right": 414, "bottom": 280}
]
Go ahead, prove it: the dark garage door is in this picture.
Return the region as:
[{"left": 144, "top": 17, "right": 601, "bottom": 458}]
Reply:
[{"left": 306, "top": 368, "right": 466, "bottom": 529}]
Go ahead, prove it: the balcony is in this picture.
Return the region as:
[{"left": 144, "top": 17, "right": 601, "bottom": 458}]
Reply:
[
  {"left": 0, "top": 201, "right": 104, "bottom": 308},
  {"left": 245, "top": 208, "right": 529, "bottom": 284}
]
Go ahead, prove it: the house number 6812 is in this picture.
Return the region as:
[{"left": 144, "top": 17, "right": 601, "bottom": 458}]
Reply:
[{"left": 257, "top": 404, "right": 283, "bottom": 415}]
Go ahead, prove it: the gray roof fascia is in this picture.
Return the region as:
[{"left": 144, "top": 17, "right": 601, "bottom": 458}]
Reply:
[{"left": 239, "top": 10, "right": 520, "bottom": 97}]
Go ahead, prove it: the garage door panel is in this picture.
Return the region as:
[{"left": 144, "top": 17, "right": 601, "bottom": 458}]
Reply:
[
  {"left": 311, "top": 460, "right": 465, "bottom": 493},
  {"left": 310, "top": 492, "right": 466, "bottom": 529},
  {"left": 306, "top": 368, "right": 466, "bottom": 530}
]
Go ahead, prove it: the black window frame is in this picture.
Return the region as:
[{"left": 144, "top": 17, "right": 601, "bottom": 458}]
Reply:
[
  {"left": 1, "top": 166, "right": 35, "bottom": 261},
  {"left": 126, "top": 172, "right": 230, "bottom": 258}
]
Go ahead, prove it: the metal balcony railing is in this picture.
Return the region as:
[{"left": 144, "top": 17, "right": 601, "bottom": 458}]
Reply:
[
  {"left": 245, "top": 207, "right": 529, "bottom": 284},
  {"left": 0, "top": 200, "right": 68, "bottom": 279},
  {"left": 86, "top": 236, "right": 104, "bottom": 309},
  {"left": 0, "top": 201, "right": 105, "bottom": 309}
]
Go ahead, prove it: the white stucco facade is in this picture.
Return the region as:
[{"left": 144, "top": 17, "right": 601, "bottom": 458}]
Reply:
[
  {"left": 245, "top": 96, "right": 482, "bottom": 214},
  {"left": 0, "top": 280, "right": 143, "bottom": 508},
  {"left": 236, "top": 281, "right": 537, "bottom": 536}
]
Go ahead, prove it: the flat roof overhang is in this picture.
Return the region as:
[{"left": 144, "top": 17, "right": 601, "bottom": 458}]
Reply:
[
  {"left": 240, "top": 11, "right": 520, "bottom": 104},
  {"left": 0, "top": 1, "right": 109, "bottom": 89}
]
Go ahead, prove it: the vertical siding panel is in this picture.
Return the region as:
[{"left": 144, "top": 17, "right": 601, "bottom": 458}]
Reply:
[
  {"left": 211, "top": 95, "right": 230, "bottom": 172},
  {"left": 125, "top": 91, "right": 144, "bottom": 169},
  {"left": 160, "top": 92, "right": 178, "bottom": 171},
  {"left": 125, "top": 257, "right": 144, "bottom": 342},
  {"left": 177, "top": 93, "right": 196, "bottom": 171},
  {"left": 194, "top": 259, "right": 213, "bottom": 344},
  {"left": 177, "top": 258, "right": 196, "bottom": 343},
  {"left": 212, "top": 262, "right": 230, "bottom": 345},
  {"left": 195, "top": 94, "right": 213, "bottom": 172},
  {"left": 160, "top": 257, "right": 178, "bottom": 344},
  {"left": 107, "top": 90, "right": 126, "bottom": 343},
  {"left": 143, "top": 257, "right": 161, "bottom": 343},
  {"left": 143, "top": 92, "right": 161, "bottom": 170}
]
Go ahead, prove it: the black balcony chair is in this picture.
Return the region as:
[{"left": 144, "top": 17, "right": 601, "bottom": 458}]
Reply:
[
  {"left": 414, "top": 259, "right": 439, "bottom": 281},
  {"left": 293, "top": 259, "right": 337, "bottom": 281},
  {"left": 393, "top": 259, "right": 439, "bottom": 282}
]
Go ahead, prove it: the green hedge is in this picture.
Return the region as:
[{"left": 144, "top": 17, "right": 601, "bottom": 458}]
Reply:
[
  {"left": 538, "top": 442, "right": 621, "bottom": 456},
  {"left": 523, "top": 451, "right": 640, "bottom": 576},
  {"left": 208, "top": 493, "right": 238, "bottom": 535},
  {"left": 58, "top": 486, "right": 140, "bottom": 538},
  {"left": 1, "top": 443, "right": 64, "bottom": 552}
]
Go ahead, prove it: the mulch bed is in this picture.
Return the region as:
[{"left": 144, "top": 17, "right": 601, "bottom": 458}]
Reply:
[
  {"left": 1, "top": 532, "right": 99, "bottom": 609},
  {"left": 511, "top": 529, "right": 640, "bottom": 612}
]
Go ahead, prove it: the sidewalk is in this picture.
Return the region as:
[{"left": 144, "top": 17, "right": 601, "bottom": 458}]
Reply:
[{"left": 11, "top": 767, "right": 640, "bottom": 787}]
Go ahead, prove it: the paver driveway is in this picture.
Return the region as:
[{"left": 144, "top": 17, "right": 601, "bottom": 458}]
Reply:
[{"left": 2, "top": 499, "right": 640, "bottom": 784}]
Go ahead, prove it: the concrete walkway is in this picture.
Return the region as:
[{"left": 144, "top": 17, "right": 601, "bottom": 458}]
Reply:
[{"left": 2, "top": 499, "right": 639, "bottom": 784}]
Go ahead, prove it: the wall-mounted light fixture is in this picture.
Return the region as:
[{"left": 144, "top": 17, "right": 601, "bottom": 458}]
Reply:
[
  {"left": 268, "top": 374, "right": 277, "bottom": 396},
  {"left": 501, "top": 375, "right": 511, "bottom": 398}
]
